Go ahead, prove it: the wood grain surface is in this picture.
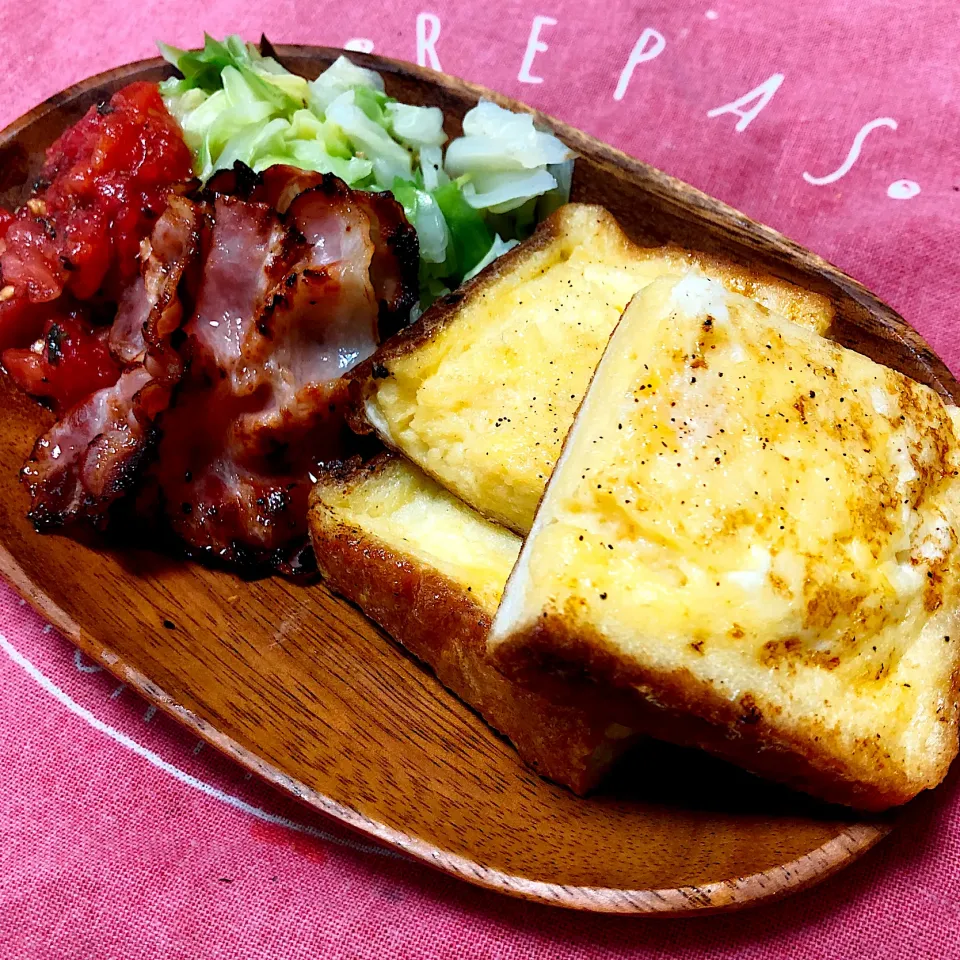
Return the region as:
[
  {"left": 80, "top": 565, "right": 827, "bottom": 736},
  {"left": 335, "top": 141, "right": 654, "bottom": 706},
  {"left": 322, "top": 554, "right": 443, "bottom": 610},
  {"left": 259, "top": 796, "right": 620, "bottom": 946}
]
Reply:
[{"left": 1, "top": 46, "right": 947, "bottom": 913}]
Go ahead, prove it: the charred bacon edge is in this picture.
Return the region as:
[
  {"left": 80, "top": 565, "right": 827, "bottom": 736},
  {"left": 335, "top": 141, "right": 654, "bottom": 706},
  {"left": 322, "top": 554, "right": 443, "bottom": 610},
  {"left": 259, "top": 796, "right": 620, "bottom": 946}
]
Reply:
[{"left": 20, "top": 163, "right": 420, "bottom": 577}]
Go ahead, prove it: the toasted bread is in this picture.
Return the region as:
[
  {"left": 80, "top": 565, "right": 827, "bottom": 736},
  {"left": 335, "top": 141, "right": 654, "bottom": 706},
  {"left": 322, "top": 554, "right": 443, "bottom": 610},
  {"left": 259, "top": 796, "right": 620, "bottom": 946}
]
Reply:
[
  {"left": 489, "top": 272, "right": 960, "bottom": 811},
  {"left": 307, "top": 452, "right": 642, "bottom": 794},
  {"left": 349, "top": 204, "right": 835, "bottom": 533}
]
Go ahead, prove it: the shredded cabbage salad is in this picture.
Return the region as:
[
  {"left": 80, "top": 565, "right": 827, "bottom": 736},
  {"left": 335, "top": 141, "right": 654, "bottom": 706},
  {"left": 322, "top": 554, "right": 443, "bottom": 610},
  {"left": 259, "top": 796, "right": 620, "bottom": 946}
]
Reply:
[{"left": 158, "top": 35, "right": 575, "bottom": 309}]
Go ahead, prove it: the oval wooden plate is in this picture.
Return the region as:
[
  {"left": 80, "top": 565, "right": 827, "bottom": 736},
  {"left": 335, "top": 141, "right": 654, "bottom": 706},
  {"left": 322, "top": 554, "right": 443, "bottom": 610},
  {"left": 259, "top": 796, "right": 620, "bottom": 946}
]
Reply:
[{"left": 1, "top": 46, "right": 950, "bottom": 915}]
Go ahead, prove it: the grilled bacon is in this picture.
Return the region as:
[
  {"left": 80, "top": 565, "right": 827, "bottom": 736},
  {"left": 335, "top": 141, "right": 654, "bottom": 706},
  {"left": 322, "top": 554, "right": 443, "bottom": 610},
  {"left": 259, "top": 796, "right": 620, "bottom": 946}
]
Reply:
[
  {"left": 21, "top": 196, "right": 204, "bottom": 529},
  {"left": 17, "top": 163, "right": 418, "bottom": 573}
]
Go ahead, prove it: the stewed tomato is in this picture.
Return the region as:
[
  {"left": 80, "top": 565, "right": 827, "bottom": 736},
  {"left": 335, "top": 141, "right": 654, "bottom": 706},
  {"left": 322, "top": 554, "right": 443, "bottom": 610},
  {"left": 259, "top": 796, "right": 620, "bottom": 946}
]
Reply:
[
  {"left": 3, "top": 309, "right": 120, "bottom": 414},
  {"left": 0, "top": 81, "right": 192, "bottom": 355}
]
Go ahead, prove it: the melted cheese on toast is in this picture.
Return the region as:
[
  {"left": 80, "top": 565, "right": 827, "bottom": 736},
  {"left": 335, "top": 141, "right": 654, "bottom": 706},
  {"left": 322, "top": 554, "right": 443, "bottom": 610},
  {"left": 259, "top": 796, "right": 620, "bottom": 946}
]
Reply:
[
  {"left": 490, "top": 272, "right": 960, "bottom": 807},
  {"left": 360, "top": 204, "right": 834, "bottom": 533},
  {"left": 313, "top": 454, "right": 519, "bottom": 613}
]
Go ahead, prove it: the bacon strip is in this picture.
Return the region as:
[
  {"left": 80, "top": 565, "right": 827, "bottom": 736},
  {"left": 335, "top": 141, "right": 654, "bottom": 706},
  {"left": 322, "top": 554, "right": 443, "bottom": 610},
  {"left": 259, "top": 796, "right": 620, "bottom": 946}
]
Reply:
[
  {"left": 109, "top": 196, "right": 206, "bottom": 365},
  {"left": 22, "top": 197, "right": 204, "bottom": 529},
  {"left": 19, "top": 164, "right": 419, "bottom": 574},
  {"left": 152, "top": 179, "right": 385, "bottom": 572},
  {"left": 23, "top": 366, "right": 165, "bottom": 529},
  {"left": 204, "top": 163, "right": 418, "bottom": 335},
  {"left": 185, "top": 195, "right": 303, "bottom": 382}
]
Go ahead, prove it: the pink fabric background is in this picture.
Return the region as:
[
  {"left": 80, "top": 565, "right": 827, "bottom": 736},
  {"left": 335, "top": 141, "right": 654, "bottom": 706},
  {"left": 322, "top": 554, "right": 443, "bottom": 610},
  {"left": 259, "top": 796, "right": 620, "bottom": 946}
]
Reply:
[{"left": 2, "top": 1, "right": 959, "bottom": 956}]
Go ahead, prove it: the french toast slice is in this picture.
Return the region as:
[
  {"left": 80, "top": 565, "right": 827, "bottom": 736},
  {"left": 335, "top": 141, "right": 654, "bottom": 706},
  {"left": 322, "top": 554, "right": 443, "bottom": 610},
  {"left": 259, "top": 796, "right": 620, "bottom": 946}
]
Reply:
[
  {"left": 489, "top": 272, "right": 960, "bottom": 811},
  {"left": 349, "top": 204, "right": 835, "bottom": 533},
  {"left": 307, "top": 452, "right": 642, "bottom": 794}
]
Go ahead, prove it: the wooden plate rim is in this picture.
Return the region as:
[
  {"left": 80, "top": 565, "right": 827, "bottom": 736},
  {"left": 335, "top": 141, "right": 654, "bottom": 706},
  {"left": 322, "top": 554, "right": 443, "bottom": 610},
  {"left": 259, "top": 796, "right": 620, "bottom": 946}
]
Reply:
[{"left": 0, "top": 48, "right": 897, "bottom": 914}]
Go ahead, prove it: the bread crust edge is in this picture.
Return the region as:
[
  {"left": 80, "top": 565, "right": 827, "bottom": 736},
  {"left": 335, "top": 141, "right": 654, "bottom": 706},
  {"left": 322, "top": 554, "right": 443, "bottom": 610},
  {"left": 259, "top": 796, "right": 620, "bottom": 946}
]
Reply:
[
  {"left": 307, "top": 453, "right": 644, "bottom": 795},
  {"left": 492, "top": 612, "right": 960, "bottom": 812}
]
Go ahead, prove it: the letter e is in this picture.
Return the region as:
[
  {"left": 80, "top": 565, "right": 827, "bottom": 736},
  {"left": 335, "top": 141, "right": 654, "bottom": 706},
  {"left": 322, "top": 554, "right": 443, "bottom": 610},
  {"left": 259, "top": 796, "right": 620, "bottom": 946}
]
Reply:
[{"left": 518, "top": 16, "right": 557, "bottom": 84}]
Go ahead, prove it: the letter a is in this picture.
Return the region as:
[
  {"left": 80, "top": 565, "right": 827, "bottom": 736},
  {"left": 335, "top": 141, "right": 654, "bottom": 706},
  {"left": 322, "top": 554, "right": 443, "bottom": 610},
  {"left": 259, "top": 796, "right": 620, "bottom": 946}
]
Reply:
[
  {"left": 707, "top": 73, "right": 784, "bottom": 132},
  {"left": 417, "top": 12, "right": 442, "bottom": 71},
  {"left": 614, "top": 28, "right": 666, "bottom": 101}
]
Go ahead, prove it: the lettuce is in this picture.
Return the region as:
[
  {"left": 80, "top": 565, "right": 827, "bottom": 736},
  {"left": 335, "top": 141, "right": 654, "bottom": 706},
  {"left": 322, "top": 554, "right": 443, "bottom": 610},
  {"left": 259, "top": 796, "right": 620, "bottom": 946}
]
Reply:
[
  {"left": 324, "top": 90, "right": 413, "bottom": 186},
  {"left": 308, "top": 55, "right": 384, "bottom": 113},
  {"left": 386, "top": 103, "right": 446, "bottom": 148},
  {"left": 159, "top": 36, "right": 575, "bottom": 311},
  {"left": 445, "top": 100, "right": 573, "bottom": 214}
]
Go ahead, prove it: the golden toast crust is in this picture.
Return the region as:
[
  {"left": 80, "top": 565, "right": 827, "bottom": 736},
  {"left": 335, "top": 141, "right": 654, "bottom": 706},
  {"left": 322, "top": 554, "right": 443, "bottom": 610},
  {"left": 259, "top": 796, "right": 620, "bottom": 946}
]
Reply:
[
  {"left": 307, "top": 453, "right": 642, "bottom": 794},
  {"left": 493, "top": 612, "right": 960, "bottom": 811}
]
